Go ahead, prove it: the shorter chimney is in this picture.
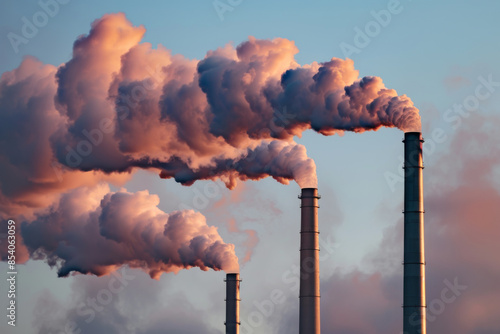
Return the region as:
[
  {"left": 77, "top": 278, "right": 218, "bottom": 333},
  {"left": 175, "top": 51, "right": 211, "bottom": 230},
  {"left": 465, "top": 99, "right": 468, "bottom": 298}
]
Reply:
[{"left": 225, "top": 273, "right": 241, "bottom": 334}]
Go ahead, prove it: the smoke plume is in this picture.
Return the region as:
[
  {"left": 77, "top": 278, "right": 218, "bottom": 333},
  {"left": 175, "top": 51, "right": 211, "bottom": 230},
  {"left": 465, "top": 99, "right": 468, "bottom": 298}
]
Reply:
[
  {"left": 0, "top": 13, "right": 421, "bottom": 217},
  {"left": 13, "top": 184, "right": 239, "bottom": 278},
  {"left": 0, "top": 56, "right": 131, "bottom": 219}
]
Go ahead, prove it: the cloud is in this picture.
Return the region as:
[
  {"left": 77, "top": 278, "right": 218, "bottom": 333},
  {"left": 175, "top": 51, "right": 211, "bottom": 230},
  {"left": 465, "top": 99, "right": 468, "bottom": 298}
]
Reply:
[
  {"left": 32, "top": 269, "right": 222, "bottom": 334},
  {"left": 443, "top": 75, "right": 471, "bottom": 92}
]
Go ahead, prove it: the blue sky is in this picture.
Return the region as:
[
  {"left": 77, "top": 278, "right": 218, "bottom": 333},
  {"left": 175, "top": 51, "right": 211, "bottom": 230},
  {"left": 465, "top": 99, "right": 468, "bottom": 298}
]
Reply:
[{"left": 1, "top": 1, "right": 500, "bottom": 333}]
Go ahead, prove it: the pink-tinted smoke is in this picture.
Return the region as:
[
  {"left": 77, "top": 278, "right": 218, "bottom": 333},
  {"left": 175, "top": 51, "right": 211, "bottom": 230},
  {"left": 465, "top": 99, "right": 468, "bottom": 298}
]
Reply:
[
  {"left": 0, "top": 13, "right": 421, "bottom": 210},
  {"left": 0, "top": 184, "right": 239, "bottom": 278}
]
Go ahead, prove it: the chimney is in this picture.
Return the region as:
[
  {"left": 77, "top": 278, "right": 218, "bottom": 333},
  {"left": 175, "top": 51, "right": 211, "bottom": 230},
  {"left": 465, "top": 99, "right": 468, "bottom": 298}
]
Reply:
[
  {"left": 225, "top": 273, "right": 241, "bottom": 334},
  {"left": 403, "top": 132, "right": 427, "bottom": 334},
  {"left": 299, "top": 188, "right": 321, "bottom": 334}
]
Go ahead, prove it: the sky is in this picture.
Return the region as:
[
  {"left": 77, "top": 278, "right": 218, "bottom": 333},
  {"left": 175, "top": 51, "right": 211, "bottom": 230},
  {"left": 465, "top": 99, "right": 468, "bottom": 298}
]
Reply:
[{"left": 1, "top": 0, "right": 500, "bottom": 333}]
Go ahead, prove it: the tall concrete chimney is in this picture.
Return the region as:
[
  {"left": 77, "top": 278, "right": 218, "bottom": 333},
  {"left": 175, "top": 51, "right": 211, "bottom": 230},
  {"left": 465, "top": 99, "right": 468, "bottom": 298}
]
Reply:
[
  {"left": 403, "top": 132, "right": 427, "bottom": 334},
  {"left": 225, "top": 273, "right": 241, "bottom": 334},
  {"left": 299, "top": 188, "right": 320, "bottom": 334}
]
